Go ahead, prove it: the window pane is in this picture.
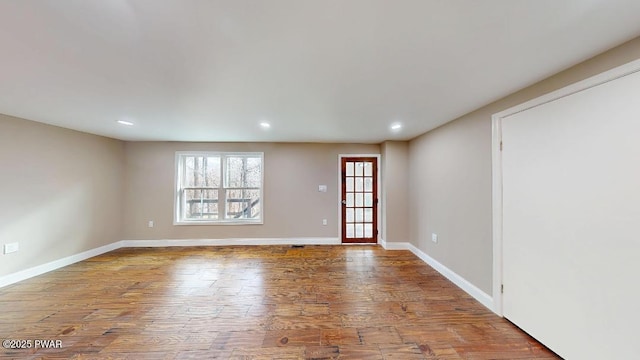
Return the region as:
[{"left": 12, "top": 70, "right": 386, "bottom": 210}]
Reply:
[
  {"left": 225, "top": 157, "right": 244, "bottom": 188},
  {"left": 185, "top": 156, "right": 196, "bottom": 187},
  {"left": 226, "top": 156, "right": 262, "bottom": 188},
  {"left": 355, "top": 178, "right": 363, "bottom": 192},
  {"left": 355, "top": 224, "right": 364, "bottom": 238},
  {"left": 225, "top": 189, "right": 260, "bottom": 219},
  {"left": 184, "top": 189, "right": 218, "bottom": 220},
  {"left": 185, "top": 156, "right": 202, "bottom": 187},
  {"left": 245, "top": 157, "right": 262, "bottom": 187},
  {"left": 205, "top": 157, "right": 221, "bottom": 187},
  {"left": 355, "top": 162, "right": 364, "bottom": 176},
  {"left": 184, "top": 156, "right": 220, "bottom": 187},
  {"left": 355, "top": 193, "right": 364, "bottom": 207}
]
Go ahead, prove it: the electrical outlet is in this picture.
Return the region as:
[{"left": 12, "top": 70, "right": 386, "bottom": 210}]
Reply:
[
  {"left": 4, "top": 242, "right": 19, "bottom": 254},
  {"left": 431, "top": 233, "right": 438, "bottom": 244},
  {"left": 322, "top": 219, "right": 328, "bottom": 225}
]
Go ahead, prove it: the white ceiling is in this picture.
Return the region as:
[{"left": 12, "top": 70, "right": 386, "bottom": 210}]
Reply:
[{"left": 1, "top": 1, "right": 640, "bottom": 143}]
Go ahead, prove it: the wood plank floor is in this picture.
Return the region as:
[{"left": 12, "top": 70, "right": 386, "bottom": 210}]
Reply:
[{"left": 0, "top": 246, "right": 559, "bottom": 359}]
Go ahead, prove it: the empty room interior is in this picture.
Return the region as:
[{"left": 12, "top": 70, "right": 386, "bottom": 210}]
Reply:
[{"left": 1, "top": 1, "right": 640, "bottom": 359}]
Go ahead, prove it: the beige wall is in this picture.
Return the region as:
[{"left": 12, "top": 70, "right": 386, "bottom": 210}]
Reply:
[
  {"left": 409, "top": 36, "right": 640, "bottom": 295},
  {"left": 123, "top": 142, "right": 379, "bottom": 240},
  {"left": 381, "top": 141, "right": 409, "bottom": 243},
  {"left": 0, "top": 114, "right": 125, "bottom": 277}
]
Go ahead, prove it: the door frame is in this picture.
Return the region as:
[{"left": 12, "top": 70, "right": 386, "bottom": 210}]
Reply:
[{"left": 337, "top": 154, "right": 381, "bottom": 244}]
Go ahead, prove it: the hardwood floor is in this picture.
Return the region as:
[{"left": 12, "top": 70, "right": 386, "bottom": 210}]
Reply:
[{"left": 0, "top": 246, "right": 559, "bottom": 359}]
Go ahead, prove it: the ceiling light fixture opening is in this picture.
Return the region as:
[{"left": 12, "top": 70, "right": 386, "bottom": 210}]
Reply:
[
  {"left": 390, "top": 123, "right": 402, "bottom": 131},
  {"left": 117, "top": 120, "right": 134, "bottom": 126},
  {"left": 260, "top": 122, "right": 271, "bottom": 129}
]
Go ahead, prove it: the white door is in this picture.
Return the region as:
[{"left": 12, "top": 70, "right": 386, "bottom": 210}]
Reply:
[{"left": 501, "top": 67, "right": 640, "bottom": 359}]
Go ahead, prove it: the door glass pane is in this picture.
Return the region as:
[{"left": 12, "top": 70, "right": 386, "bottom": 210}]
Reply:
[
  {"left": 355, "top": 162, "right": 364, "bottom": 176},
  {"left": 346, "top": 193, "right": 354, "bottom": 207},
  {"left": 346, "top": 224, "right": 355, "bottom": 238},
  {"left": 364, "top": 208, "right": 373, "bottom": 222},
  {"left": 364, "top": 224, "right": 373, "bottom": 238},
  {"left": 355, "top": 224, "right": 364, "bottom": 238},
  {"left": 364, "top": 193, "right": 373, "bottom": 207},
  {"left": 346, "top": 208, "right": 354, "bottom": 223},
  {"left": 355, "top": 193, "right": 364, "bottom": 207},
  {"left": 364, "top": 177, "right": 373, "bottom": 192},
  {"left": 355, "top": 178, "right": 363, "bottom": 192},
  {"left": 355, "top": 208, "right": 363, "bottom": 222},
  {"left": 346, "top": 162, "right": 354, "bottom": 176},
  {"left": 346, "top": 177, "right": 354, "bottom": 192},
  {"left": 364, "top": 162, "right": 373, "bottom": 176}
]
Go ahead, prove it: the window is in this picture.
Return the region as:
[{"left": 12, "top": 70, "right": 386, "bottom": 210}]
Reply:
[{"left": 175, "top": 152, "right": 263, "bottom": 224}]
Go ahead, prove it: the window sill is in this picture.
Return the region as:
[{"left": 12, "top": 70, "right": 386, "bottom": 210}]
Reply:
[{"left": 174, "top": 220, "right": 263, "bottom": 226}]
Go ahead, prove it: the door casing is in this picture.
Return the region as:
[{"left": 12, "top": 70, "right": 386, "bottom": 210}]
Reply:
[{"left": 338, "top": 154, "right": 380, "bottom": 244}]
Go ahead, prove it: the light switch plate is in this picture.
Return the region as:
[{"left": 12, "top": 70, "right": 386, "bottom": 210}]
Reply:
[{"left": 318, "top": 185, "right": 327, "bottom": 192}]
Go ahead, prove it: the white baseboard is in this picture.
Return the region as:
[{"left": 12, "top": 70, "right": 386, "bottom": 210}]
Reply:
[
  {"left": 384, "top": 242, "right": 495, "bottom": 312},
  {"left": 0, "top": 241, "right": 122, "bottom": 288},
  {"left": 121, "top": 237, "right": 340, "bottom": 247},
  {"left": 380, "top": 240, "right": 407, "bottom": 250}
]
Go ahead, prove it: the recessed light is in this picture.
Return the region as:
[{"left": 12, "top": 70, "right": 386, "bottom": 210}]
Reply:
[
  {"left": 117, "top": 120, "right": 134, "bottom": 126},
  {"left": 390, "top": 123, "right": 402, "bottom": 131},
  {"left": 259, "top": 122, "right": 271, "bottom": 129}
]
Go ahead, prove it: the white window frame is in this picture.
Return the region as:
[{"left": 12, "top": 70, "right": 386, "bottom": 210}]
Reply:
[{"left": 174, "top": 151, "right": 264, "bottom": 225}]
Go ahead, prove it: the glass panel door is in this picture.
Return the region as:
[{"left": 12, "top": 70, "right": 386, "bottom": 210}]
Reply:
[{"left": 341, "top": 157, "right": 377, "bottom": 243}]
